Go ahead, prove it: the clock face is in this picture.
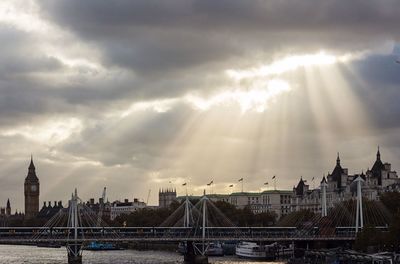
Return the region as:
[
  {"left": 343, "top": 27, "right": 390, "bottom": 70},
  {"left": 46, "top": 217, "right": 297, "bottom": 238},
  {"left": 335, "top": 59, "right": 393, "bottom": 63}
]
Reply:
[{"left": 31, "top": 185, "right": 37, "bottom": 192}]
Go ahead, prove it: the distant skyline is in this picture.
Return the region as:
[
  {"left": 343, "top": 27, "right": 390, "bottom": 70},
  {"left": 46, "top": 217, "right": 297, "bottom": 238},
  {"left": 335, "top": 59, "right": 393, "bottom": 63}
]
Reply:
[{"left": 0, "top": 0, "right": 400, "bottom": 211}]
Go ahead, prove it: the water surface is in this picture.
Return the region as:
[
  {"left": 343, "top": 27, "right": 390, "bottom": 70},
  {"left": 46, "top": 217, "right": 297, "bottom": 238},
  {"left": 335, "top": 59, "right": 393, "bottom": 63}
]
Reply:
[{"left": 0, "top": 245, "right": 285, "bottom": 264}]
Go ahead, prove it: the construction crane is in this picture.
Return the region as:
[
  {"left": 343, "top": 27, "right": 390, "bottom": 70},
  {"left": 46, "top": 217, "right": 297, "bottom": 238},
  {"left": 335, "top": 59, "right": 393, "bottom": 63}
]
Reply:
[
  {"left": 97, "top": 187, "right": 107, "bottom": 227},
  {"left": 146, "top": 189, "right": 151, "bottom": 205}
]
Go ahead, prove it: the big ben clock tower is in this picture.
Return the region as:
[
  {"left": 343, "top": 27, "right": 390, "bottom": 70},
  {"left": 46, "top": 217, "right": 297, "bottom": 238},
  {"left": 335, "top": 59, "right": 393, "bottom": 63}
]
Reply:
[{"left": 24, "top": 156, "right": 40, "bottom": 219}]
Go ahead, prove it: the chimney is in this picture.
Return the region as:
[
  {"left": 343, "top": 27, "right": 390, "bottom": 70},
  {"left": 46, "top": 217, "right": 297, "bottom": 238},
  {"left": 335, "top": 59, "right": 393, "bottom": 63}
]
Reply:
[
  {"left": 124, "top": 199, "right": 129, "bottom": 203},
  {"left": 90, "top": 198, "right": 95, "bottom": 204}
]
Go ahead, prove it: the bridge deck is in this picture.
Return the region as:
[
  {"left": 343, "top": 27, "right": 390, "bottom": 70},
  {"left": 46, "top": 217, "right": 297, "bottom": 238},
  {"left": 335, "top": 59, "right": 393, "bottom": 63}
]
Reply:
[
  {"left": 0, "top": 226, "right": 368, "bottom": 243},
  {"left": 0, "top": 237, "right": 356, "bottom": 243}
]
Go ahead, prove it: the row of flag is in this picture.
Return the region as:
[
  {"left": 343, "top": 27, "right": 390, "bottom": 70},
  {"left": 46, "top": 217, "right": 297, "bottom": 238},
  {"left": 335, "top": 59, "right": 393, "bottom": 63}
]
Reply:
[{"left": 179, "top": 175, "right": 316, "bottom": 187}]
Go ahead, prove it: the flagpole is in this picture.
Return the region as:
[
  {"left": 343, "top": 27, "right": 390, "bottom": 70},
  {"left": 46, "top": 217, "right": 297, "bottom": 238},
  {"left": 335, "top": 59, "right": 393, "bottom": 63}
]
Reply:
[
  {"left": 238, "top": 178, "right": 244, "bottom": 193},
  {"left": 228, "top": 184, "right": 233, "bottom": 194},
  {"left": 182, "top": 182, "right": 188, "bottom": 196}
]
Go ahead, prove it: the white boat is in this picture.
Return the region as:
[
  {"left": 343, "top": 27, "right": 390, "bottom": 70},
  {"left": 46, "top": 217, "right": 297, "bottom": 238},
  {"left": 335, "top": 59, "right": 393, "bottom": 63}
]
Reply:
[{"left": 235, "top": 241, "right": 277, "bottom": 260}]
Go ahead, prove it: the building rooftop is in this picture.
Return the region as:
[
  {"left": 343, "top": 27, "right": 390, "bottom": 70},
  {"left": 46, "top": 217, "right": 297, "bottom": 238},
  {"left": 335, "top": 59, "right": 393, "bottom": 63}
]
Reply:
[{"left": 261, "top": 189, "right": 292, "bottom": 194}]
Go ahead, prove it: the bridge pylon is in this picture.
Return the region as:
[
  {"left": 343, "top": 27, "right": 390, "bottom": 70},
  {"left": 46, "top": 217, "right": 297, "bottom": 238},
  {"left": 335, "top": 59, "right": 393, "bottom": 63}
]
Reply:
[
  {"left": 185, "top": 194, "right": 209, "bottom": 264},
  {"left": 354, "top": 176, "right": 364, "bottom": 233},
  {"left": 66, "top": 188, "right": 82, "bottom": 264},
  {"left": 320, "top": 177, "right": 328, "bottom": 217}
]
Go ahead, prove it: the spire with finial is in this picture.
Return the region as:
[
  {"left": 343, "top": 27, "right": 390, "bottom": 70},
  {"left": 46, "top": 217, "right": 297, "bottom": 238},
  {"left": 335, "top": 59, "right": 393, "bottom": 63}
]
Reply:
[
  {"left": 6, "top": 199, "right": 11, "bottom": 216},
  {"left": 25, "top": 155, "right": 39, "bottom": 182},
  {"left": 377, "top": 146, "right": 381, "bottom": 161},
  {"left": 336, "top": 152, "right": 340, "bottom": 166},
  {"left": 29, "top": 154, "right": 35, "bottom": 170}
]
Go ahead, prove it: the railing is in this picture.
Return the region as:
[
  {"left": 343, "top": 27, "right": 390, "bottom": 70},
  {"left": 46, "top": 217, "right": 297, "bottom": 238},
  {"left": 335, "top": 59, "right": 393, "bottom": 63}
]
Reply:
[{"left": 0, "top": 226, "right": 387, "bottom": 242}]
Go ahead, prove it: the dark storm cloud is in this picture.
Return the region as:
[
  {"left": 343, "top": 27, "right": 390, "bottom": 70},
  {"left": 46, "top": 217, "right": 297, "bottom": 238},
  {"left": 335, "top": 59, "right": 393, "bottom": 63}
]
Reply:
[
  {"left": 353, "top": 54, "right": 400, "bottom": 86},
  {"left": 0, "top": 26, "right": 63, "bottom": 77},
  {"left": 40, "top": 0, "right": 400, "bottom": 34},
  {"left": 39, "top": 0, "right": 400, "bottom": 74},
  {"left": 0, "top": 26, "right": 72, "bottom": 127},
  {"left": 0, "top": 23, "right": 230, "bottom": 128},
  {"left": 3, "top": 0, "right": 400, "bottom": 208},
  {"left": 348, "top": 54, "right": 400, "bottom": 130}
]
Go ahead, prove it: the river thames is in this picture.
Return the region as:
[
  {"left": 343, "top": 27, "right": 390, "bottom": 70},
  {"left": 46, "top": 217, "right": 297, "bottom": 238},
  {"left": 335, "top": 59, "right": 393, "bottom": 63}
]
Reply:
[{"left": 0, "top": 245, "right": 284, "bottom": 264}]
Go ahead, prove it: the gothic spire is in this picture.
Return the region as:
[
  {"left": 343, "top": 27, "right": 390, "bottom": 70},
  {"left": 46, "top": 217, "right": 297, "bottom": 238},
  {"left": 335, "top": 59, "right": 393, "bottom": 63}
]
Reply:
[
  {"left": 29, "top": 155, "right": 35, "bottom": 170},
  {"left": 377, "top": 146, "right": 381, "bottom": 161},
  {"left": 6, "top": 199, "right": 10, "bottom": 209},
  {"left": 25, "top": 155, "right": 39, "bottom": 181},
  {"left": 336, "top": 152, "right": 340, "bottom": 166}
]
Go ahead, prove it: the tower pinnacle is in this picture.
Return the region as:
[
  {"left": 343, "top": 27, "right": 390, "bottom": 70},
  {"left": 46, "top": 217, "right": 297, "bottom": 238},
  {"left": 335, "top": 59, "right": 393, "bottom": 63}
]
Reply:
[
  {"left": 6, "top": 198, "right": 11, "bottom": 216},
  {"left": 29, "top": 155, "right": 35, "bottom": 170},
  {"left": 377, "top": 146, "right": 381, "bottom": 161}
]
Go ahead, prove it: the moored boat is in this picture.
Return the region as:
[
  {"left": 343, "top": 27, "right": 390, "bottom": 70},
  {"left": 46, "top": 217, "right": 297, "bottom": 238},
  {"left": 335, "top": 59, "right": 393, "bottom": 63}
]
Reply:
[
  {"left": 235, "top": 241, "right": 277, "bottom": 260},
  {"left": 206, "top": 242, "right": 224, "bottom": 256},
  {"left": 84, "top": 241, "right": 122, "bottom": 251}
]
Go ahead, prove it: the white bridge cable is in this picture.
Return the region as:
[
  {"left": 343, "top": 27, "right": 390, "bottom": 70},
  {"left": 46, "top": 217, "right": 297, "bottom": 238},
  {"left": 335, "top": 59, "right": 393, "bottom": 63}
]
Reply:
[
  {"left": 159, "top": 198, "right": 199, "bottom": 227},
  {"left": 31, "top": 191, "right": 120, "bottom": 243},
  {"left": 31, "top": 209, "right": 68, "bottom": 241},
  {"left": 280, "top": 197, "right": 393, "bottom": 240}
]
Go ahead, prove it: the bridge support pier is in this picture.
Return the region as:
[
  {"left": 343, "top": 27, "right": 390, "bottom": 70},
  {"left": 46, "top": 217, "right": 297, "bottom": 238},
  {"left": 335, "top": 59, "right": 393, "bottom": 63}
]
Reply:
[
  {"left": 67, "top": 254, "right": 82, "bottom": 264},
  {"left": 67, "top": 243, "right": 83, "bottom": 264},
  {"left": 183, "top": 241, "right": 208, "bottom": 264}
]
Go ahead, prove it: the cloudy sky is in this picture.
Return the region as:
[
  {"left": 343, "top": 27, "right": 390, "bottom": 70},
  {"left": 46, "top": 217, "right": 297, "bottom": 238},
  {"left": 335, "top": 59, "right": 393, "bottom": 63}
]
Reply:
[{"left": 0, "top": 0, "right": 400, "bottom": 210}]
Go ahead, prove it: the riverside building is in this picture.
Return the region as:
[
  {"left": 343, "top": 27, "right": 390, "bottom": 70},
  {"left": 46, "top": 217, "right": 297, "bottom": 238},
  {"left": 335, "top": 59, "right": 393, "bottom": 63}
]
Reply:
[{"left": 171, "top": 148, "right": 399, "bottom": 219}]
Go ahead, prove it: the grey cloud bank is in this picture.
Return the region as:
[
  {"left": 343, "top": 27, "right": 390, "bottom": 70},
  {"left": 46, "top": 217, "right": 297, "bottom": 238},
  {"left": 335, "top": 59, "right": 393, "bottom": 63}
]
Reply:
[{"left": 0, "top": 0, "right": 399, "bottom": 210}]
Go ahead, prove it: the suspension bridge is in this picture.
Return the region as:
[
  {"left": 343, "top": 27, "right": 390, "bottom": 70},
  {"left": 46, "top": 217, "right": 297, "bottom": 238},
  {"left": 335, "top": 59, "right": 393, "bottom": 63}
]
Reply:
[{"left": 0, "top": 177, "right": 393, "bottom": 264}]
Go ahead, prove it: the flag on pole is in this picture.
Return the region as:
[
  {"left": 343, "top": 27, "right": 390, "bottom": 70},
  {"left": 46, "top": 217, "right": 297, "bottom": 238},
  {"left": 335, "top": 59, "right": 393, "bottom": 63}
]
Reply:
[
  {"left": 229, "top": 184, "right": 234, "bottom": 187},
  {"left": 238, "top": 178, "right": 243, "bottom": 182},
  {"left": 272, "top": 175, "right": 276, "bottom": 179},
  {"left": 207, "top": 180, "right": 213, "bottom": 186},
  {"left": 182, "top": 183, "right": 187, "bottom": 186},
  {"left": 312, "top": 177, "right": 314, "bottom": 181},
  {"left": 264, "top": 182, "right": 268, "bottom": 185}
]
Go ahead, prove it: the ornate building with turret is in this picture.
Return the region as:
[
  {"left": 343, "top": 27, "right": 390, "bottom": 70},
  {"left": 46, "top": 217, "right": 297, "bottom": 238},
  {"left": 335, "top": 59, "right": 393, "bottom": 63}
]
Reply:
[
  {"left": 365, "top": 147, "right": 399, "bottom": 189},
  {"left": 161, "top": 147, "right": 398, "bottom": 219},
  {"left": 291, "top": 148, "right": 399, "bottom": 215},
  {"left": 24, "top": 157, "right": 40, "bottom": 219}
]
